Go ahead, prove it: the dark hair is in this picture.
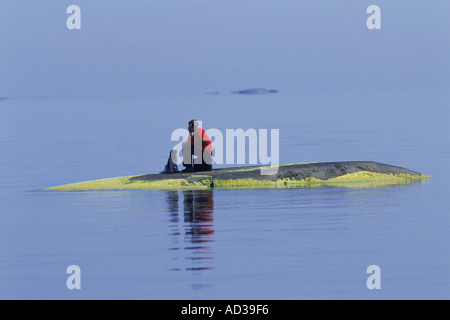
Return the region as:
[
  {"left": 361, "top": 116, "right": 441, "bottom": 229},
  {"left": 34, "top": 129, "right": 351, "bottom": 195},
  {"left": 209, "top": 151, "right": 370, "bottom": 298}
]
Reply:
[{"left": 188, "top": 119, "right": 198, "bottom": 127}]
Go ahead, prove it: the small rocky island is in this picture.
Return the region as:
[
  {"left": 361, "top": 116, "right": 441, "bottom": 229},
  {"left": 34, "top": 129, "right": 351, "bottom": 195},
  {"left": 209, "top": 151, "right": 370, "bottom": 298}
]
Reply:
[
  {"left": 231, "top": 88, "right": 278, "bottom": 95},
  {"left": 45, "top": 161, "right": 430, "bottom": 191}
]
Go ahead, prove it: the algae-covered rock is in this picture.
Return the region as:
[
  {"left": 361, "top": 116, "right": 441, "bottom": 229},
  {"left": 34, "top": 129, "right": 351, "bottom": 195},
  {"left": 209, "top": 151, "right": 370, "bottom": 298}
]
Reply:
[{"left": 44, "top": 161, "right": 430, "bottom": 191}]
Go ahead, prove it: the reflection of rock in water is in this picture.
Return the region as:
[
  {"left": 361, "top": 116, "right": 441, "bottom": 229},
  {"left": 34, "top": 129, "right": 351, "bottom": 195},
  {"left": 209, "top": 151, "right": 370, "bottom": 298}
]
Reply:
[{"left": 166, "top": 190, "right": 215, "bottom": 273}]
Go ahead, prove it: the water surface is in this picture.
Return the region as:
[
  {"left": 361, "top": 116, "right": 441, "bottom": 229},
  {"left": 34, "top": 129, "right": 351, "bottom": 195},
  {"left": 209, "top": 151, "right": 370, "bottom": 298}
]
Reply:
[{"left": 0, "top": 93, "right": 449, "bottom": 299}]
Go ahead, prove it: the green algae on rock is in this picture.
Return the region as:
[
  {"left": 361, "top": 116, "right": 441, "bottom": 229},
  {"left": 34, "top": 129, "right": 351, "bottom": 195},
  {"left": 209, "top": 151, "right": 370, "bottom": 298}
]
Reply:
[{"left": 43, "top": 161, "right": 431, "bottom": 191}]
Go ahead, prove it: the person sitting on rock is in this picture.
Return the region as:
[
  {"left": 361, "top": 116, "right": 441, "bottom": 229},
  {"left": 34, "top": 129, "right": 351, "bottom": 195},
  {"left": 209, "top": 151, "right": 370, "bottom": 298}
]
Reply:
[{"left": 182, "top": 120, "right": 213, "bottom": 172}]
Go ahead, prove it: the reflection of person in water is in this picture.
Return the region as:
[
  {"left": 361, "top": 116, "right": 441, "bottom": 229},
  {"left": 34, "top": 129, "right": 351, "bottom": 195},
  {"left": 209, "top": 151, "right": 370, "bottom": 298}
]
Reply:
[
  {"left": 183, "top": 190, "right": 214, "bottom": 271},
  {"left": 183, "top": 190, "right": 214, "bottom": 240},
  {"left": 166, "top": 190, "right": 215, "bottom": 272},
  {"left": 166, "top": 191, "right": 180, "bottom": 226}
]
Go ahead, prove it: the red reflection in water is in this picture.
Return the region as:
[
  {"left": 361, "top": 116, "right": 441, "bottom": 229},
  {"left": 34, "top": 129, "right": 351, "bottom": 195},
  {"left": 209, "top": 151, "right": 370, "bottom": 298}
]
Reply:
[{"left": 166, "top": 190, "right": 215, "bottom": 273}]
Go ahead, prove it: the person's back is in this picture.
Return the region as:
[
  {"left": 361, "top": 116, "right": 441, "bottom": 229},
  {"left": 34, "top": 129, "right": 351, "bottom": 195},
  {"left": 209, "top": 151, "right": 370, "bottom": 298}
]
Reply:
[{"left": 182, "top": 120, "right": 213, "bottom": 172}]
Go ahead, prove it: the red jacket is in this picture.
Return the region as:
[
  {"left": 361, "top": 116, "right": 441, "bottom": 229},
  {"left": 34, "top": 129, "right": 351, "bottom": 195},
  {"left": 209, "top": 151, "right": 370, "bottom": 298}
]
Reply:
[{"left": 187, "top": 127, "right": 213, "bottom": 154}]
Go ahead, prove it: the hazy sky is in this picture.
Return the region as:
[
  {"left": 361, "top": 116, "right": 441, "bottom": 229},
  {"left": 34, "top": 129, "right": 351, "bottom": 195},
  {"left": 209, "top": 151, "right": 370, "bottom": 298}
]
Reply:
[{"left": 0, "top": 0, "right": 449, "bottom": 98}]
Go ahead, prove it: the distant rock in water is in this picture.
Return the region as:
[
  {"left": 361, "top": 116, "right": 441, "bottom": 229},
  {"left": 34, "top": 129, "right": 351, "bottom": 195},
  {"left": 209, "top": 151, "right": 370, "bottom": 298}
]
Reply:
[
  {"left": 0, "top": 96, "right": 49, "bottom": 101},
  {"left": 29, "top": 96, "right": 50, "bottom": 100},
  {"left": 232, "top": 88, "right": 278, "bottom": 95}
]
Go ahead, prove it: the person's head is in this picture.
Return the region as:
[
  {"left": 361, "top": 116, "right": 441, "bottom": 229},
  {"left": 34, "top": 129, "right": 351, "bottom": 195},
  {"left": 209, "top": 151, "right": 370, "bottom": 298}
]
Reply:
[{"left": 188, "top": 119, "right": 199, "bottom": 133}]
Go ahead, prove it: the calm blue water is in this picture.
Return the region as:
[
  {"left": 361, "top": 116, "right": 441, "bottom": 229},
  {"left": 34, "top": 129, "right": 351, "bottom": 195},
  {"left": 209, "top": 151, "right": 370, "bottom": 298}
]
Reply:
[{"left": 0, "top": 92, "right": 449, "bottom": 299}]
